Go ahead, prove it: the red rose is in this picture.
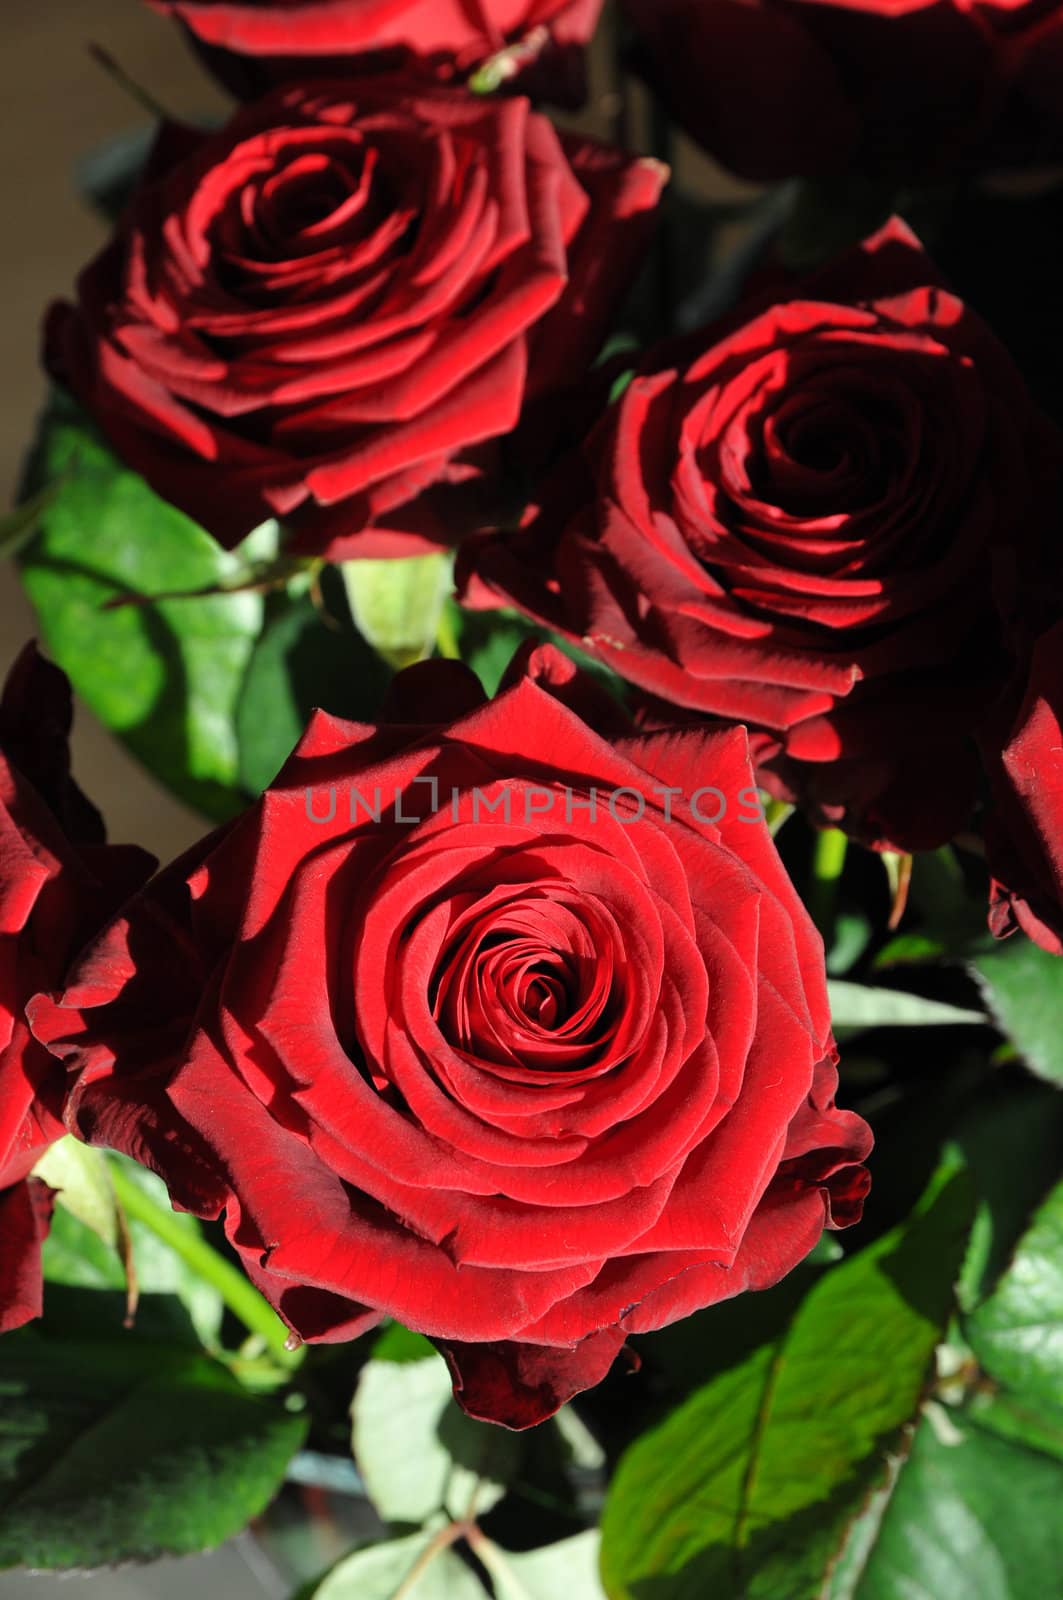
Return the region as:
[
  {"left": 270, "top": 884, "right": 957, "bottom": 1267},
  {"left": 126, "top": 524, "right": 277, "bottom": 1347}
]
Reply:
[
  {"left": 984, "top": 622, "right": 1063, "bottom": 956},
  {"left": 459, "top": 220, "right": 1061, "bottom": 851},
  {"left": 44, "top": 80, "right": 664, "bottom": 559},
  {"left": 147, "top": 0, "right": 605, "bottom": 106},
  {"left": 621, "top": 0, "right": 1063, "bottom": 181},
  {"left": 0, "top": 646, "right": 154, "bottom": 1333},
  {"left": 31, "top": 646, "right": 870, "bottom": 1428}
]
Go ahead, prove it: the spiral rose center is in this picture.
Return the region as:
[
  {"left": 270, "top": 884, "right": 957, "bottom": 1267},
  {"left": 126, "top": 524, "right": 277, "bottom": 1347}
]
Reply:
[{"left": 428, "top": 889, "right": 627, "bottom": 1074}]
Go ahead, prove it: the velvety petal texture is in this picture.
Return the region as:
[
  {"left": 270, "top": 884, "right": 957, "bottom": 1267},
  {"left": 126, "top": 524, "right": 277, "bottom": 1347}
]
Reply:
[
  {"left": 0, "top": 645, "right": 154, "bottom": 1333},
  {"left": 31, "top": 645, "right": 870, "bottom": 1427},
  {"left": 45, "top": 78, "right": 664, "bottom": 558},
  {"left": 459, "top": 221, "right": 1062, "bottom": 851},
  {"left": 147, "top": 0, "right": 605, "bottom": 106},
  {"left": 984, "top": 621, "right": 1063, "bottom": 955},
  {"left": 621, "top": 0, "right": 1063, "bottom": 181}
]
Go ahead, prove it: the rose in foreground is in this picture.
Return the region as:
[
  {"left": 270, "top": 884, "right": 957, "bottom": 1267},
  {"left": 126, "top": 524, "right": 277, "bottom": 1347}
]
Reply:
[
  {"left": 0, "top": 646, "right": 153, "bottom": 1332},
  {"left": 984, "top": 622, "right": 1063, "bottom": 956},
  {"left": 45, "top": 79, "right": 663, "bottom": 559},
  {"left": 147, "top": 0, "right": 605, "bottom": 106},
  {"left": 31, "top": 646, "right": 870, "bottom": 1427},
  {"left": 621, "top": 0, "right": 1063, "bottom": 181},
  {"left": 460, "top": 220, "right": 1061, "bottom": 851}
]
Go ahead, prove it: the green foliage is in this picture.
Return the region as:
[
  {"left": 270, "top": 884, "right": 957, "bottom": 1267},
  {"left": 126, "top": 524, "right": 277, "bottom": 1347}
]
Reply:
[
  {"left": 971, "top": 937, "right": 1063, "bottom": 1087},
  {"left": 965, "top": 1180, "right": 1063, "bottom": 1418},
  {"left": 17, "top": 396, "right": 402, "bottom": 816},
  {"left": 19, "top": 395, "right": 274, "bottom": 817},
  {"left": 0, "top": 1335, "right": 306, "bottom": 1568},
  {"left": 341, "top": 553, "right": 454, "bottom": 671},
  {"left": 599, "top": 1169, "right": 974, "bottom": 1600},
  {"left": 235, "top": 580, "right": 391, "bottom": 793},
  {"left": 351, "top": 1352, "right": 522, "bottom": 1524},
  {"left": 310, "top": 1527, "right": 487, "bottom": 1600},
  {"left": 832, "top": 1411, "right": 1063, "bottom": 1599},
  {"left": 827, "top": 980, "right": 985, "bottom": 1033}
]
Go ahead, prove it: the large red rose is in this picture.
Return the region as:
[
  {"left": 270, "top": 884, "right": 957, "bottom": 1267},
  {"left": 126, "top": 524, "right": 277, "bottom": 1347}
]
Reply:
[
  {"left": 984, "top": 622, "right": 1063, "bottom": 956},
  {"left": 0, "top": 646, "right": 154, "bottom": 1333},
  {"left": 44, "top": 80, "right": 664, "bottom": 559},
  {"left": 147, "top": 0, "right": 605, "bottom": 106},
  {"left": 30, "top": 646, "right": 870, "bottom": 1428},
  {"left": 459, "top": 220, "right": 1062, "bottom": 851},
  {"left": 621, "top": 0, "right": 1063, "bottom": 181}
]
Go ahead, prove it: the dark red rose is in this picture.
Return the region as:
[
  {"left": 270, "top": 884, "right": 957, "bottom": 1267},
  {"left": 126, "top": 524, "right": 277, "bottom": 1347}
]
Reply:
[
  {"left": 44, "top": 80, "right": 664, "bottom": 559},
  {"left": 0, "top": 645, "right": 154, "bottom": 1333},
  {"left": 621, "top": 0, "right": 1063, "bottom": 181},
  {"left": 459, "top": 220, "right": 1062, "bottom": 852},
  {"left": 147, "top": 0, "right": 605, "bottom": 106},
  {"left": 31, "top": 645, "right": 870, "bottom": 1427},
  {"left": 984, "top": 622, "right": 1063, "bottom": 955}
]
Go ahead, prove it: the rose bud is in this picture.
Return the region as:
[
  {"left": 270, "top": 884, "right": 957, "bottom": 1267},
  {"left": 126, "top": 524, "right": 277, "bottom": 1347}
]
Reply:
[
  {"left": 459, "top": 220, "right": 1063, "bottom": 852},
  {"left": 0, "top": 645, "right": 154, "bottom": 1332},
  {"left": 31, "top": 645, "right": 870, "bottom": 1427},
  {"left": 45, "top": 79, "right": 664, "bottom": 559}
]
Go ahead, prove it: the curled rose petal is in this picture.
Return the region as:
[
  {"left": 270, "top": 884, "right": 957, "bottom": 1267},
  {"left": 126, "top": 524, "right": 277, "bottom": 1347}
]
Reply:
[
  {"left": 0, "top": 644, "right": 155, "bottom": 1332},
  {"left": 31, "top": 644, "right": 870, "bottom": 1427},
  {"left": 147, "top": 0, "right": 605, "bottom": 107},
  {"left": 45, "top": 78, "right": 664, "bottom": 559},
  {"left": 459, "top": 220, "right": 1063, "bottom": 852},
  {"left": 983, "top": 621, "right": 1063, "bottom": 955}
]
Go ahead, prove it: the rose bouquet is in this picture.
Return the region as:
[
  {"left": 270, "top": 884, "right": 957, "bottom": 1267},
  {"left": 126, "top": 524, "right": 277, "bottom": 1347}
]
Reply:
[{"left": 2, "top": 2, "right": 1062, "bottom": 1594}]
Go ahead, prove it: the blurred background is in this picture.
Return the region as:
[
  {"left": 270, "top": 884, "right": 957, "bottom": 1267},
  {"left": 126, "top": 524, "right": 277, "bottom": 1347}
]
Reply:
[{"left": 1, "top": 1, "right": 229, "bottom": 865}]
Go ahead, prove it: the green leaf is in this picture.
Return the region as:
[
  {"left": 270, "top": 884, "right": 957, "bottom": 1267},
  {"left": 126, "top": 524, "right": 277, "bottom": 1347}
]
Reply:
[
  {"left": 826, "top": 911, "right": 873, "bottom": 977},
  {"left": 341, "top": 553, "right": 453, "bottom": 671},
  {"left": 872, "top": 933, "right": 947, "bottom": 970},
  {"left": 235, "top": 582, "right": 391, "bottom": 793},
  {"left": 19, "top": 394, "right": 274, "bottom": 819},
  {"left": 0, "top": 480, "right": 61, "bottom": 557},
  {"left": 965, "top": 1179, "right": 1063, "bottom": 1411},
  {"left": 0, "top": 1336, "right": 307, "bottom": 1568},
  {"left": 351, "top": 1354, "right": 522, "bottom": 1526},
  {"left": 32, "top": 1137, "right": 120, "bottom": 1251},
  {"left": 311, "top": 1528, "right": 487, "bottom": 1600},
  {"left": 370, "top": 1322, "right": 437, "bottom": 1364},
  {"left": 907, "top": 848, "right": 992, "bottom": 958},
  {"left": 554, "top": 1407, "right": 607, "bottom": 1473},
  {"left": 112, "top": 1158, "right": 226, "bottom": 1351},
  {"left": 39, "top": 1204, "right": 127, "bottom": 1292},
  {"left": 822, "top": 1452, "right": 906, "bottom": 1600},
  {"left": 850, "top": 1411, "right": 1063, "bottom": 1599},
  {"left": 75, "top": 125, "right": 154, "bottom": 221},
  {"left": 599, "top": 1168, "right": 974, "bottom": 1600},
  {"left": 970, "top": 937, "right": 1063, "bottom": 1087},
  {"left": 967, "top": 1389, "right": 1063, "bottom": 1466},
  {"left": 38, "top": 1151, "right": 223, "bottom": 1351},
  {"left": 827, "top": 980, "right": 985, "bottom": 1033},
  {"left": 444, "top": 602, "right": 628, "bottom": 703},
  {"left": 475, "top": 1531, "right": 606, "bottom": 1600},
  {"left": 952, "top": 1081, "right": 1063, "bottom": 1313}
]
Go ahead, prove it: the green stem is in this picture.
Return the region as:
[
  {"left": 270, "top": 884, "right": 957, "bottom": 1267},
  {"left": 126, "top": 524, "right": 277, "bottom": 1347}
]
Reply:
[
  {"left": 809, "top": 827, "right": 848, "bottom": 945},
  {"left": 108, "top": 1160, "right": 301, "bottom": 1368}
]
